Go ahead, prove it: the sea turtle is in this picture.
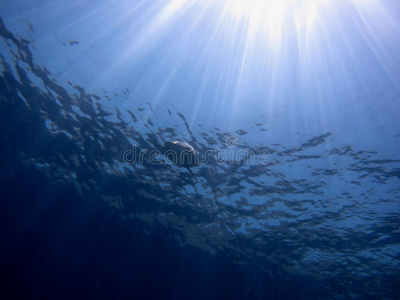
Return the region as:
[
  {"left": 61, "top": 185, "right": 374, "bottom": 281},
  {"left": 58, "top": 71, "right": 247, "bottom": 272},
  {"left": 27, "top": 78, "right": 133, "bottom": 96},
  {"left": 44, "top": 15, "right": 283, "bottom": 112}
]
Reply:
[{"left": 163, "top": 141, "right": 199, "bottom": 182}]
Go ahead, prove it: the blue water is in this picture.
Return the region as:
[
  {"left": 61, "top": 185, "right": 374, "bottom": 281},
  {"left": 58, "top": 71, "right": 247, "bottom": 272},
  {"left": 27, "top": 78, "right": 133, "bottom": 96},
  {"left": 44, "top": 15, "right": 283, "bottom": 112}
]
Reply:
[{"left": 1, "top": 0, "right": 399, "bottom": 299}]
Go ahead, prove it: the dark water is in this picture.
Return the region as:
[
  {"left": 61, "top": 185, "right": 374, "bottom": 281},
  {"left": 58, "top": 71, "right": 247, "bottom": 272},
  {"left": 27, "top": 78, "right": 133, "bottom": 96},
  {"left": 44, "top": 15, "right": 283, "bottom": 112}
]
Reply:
[{"left": 1, "top": 14, "right": 399, "bottom": 300}]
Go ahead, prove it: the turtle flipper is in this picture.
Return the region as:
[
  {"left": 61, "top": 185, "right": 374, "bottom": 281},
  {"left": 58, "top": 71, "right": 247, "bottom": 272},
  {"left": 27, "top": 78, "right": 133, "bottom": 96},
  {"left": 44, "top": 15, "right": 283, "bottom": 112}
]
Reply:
[{"left": 187, "top": 167, "right": 198, "bottom": 182}]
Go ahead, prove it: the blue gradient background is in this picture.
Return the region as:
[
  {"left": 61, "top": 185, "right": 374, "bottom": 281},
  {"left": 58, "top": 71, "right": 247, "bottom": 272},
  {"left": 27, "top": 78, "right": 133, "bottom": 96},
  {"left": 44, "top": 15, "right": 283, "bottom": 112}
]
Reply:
[{"left": 1, "top": 0, "right": 399, "bottom": 299}]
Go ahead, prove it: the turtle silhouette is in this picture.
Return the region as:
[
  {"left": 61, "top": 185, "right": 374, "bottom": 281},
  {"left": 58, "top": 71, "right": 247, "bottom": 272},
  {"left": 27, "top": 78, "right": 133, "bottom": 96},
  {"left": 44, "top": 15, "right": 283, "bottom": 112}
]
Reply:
[{"left": 163, "top": 141, "right": 199, "bottom": 182}]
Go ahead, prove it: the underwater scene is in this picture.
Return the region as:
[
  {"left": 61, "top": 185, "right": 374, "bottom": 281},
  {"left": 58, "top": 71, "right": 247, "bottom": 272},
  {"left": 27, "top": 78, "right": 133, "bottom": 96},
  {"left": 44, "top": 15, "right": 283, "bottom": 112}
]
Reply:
[{"left": 1, "top": 0, "right": 399, "bottom": 299}]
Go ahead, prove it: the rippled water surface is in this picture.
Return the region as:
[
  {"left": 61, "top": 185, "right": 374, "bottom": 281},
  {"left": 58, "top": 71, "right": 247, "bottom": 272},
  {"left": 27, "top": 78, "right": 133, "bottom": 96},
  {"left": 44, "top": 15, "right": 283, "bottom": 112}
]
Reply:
[{"left": 1, "top": 1, "right": 400, "bottom": 299}]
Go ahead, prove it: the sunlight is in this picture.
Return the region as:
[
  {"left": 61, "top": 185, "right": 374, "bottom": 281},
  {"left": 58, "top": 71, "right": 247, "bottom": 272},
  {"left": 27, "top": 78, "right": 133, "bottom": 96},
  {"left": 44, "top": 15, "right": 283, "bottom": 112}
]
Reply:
[
  {"left": 223, "top": 0, "right": 322, "bottom": 39},
  {"left": 224, "top": 0, "right": 287, "bottom": 31}
]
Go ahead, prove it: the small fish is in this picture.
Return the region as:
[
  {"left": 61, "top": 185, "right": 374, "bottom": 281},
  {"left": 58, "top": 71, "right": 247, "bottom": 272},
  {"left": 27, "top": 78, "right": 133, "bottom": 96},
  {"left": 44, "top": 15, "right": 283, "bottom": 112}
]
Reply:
[
  {"left": 163, "top": 141, "right": 200, "bottom": 182},
  {"left": 27, "top": 21, "right": 34, "bottom": 32}
]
